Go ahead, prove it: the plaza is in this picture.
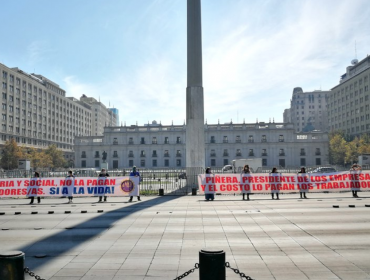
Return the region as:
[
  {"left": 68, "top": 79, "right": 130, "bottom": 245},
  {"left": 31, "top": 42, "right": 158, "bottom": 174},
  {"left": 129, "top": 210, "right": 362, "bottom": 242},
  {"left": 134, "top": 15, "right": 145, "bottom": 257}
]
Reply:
[{"left": 1, "top": 193, "right": 370, "bottom": 280}]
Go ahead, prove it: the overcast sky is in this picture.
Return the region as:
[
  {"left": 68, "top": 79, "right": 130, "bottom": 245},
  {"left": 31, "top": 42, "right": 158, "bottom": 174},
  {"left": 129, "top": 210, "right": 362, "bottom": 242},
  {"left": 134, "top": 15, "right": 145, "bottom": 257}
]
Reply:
[{"left": 1, "top": 0, "right": 369, "bottom": 126}]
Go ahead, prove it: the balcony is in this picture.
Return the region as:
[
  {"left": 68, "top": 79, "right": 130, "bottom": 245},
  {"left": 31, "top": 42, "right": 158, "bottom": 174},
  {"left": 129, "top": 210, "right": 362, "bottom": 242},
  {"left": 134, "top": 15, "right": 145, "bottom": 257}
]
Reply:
[
  {"left": 140, "top": 154, "right": 146, "bottom": 158},
  {"left": 210, "top": 140, "right": 216, "bottom": 143},
  {"left": 176, "top": 153, "right": 182, "bottom": 157},
  {"left": 236, "top": 153, "right": 242, "bottom": 157},
  {"left": 94, "top": 154, "right": 100, "bottom": 158},
  {"left": 128, "top": 154, "right": 134, "bottom": 158},
  {"left": 81, "top": 155, "right": 86, "bottom": 158},
  {"left": 223, "top": 153, "right": 229, "bottom": 157},
  {"left": 113, "top": 154, "right": 118, "bottom": 158},
  {"left": 261, "top": 153, "right": 267, "bottom": 156},
  {"left": 248, "top": 140, "right": 254, "bottom": 143},
  {"left": 128, "top": 140, "right": 134, "bottom": 145},
  {"left": 113, "top": 141, "right": 118, "bottom": 145},
  {"left": 210, "top": 153, "right": 216, "bottom": 157},
  {"left": 140, "top": 141, "right": 145, "bottom": 144},
  {"left": 315, "top": 152, "right": 321, "bottom": 155},
  {"left": 300, "top": 152, "right": 306, "bottom": 156},
  {"left": 248, "top": 152, "right": 255, "bottom": 157},
  {"left": 223, "top": 140, "right": 228, "bottom": 143},
  {"left": 279, "top": 153, "right": 285, "bottom": 156},
  {"left": 152, "top": 154, "right": 157, "bottom": 157},
  {"left": 164, "top": 154, "right": 170, "bottom": 157}
]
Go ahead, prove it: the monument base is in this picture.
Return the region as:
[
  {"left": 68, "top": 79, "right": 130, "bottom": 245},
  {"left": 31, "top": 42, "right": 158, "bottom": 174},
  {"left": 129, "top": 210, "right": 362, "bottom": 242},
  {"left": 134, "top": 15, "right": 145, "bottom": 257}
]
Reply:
[{"left": 101, "top": 162, "right": 108, "bottom": 170}]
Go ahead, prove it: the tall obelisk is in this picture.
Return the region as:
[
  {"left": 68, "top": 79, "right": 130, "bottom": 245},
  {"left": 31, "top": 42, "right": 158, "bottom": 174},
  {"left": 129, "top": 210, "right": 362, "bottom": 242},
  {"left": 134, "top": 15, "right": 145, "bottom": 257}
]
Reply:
[{"left": 186, "top": 0, "right": 205, "bottom": 183}]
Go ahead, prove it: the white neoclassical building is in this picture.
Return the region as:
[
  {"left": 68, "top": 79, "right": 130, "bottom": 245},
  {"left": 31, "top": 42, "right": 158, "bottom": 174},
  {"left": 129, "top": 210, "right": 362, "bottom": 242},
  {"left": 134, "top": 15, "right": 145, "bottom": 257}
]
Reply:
[{"left": 74, "top": 121, "right": 329, "bottom": 169}]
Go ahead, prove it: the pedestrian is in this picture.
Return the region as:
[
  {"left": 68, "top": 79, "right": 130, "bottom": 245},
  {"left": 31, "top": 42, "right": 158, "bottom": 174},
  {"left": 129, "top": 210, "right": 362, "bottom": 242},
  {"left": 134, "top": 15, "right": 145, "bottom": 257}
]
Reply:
[
  {"left": 66, "top": 170, "right": 74, "bottom": 203},
  {"left": 298, "top": 167, "right": 307, "bottom": 199},
  {"left": 98, "top": 168, "right": 109, "bottom": 202},
  {"left": 270, "top": 167, "right": 280, "bottom": 200},
  {"left": 129, "top": 166, "right": 141, "bottom": 202},
  {"left": 350, "top": 163, "right": 361, "bottom": 198},
  {"left": 29, "top": 172, "right": 41, "bottom": 204},
  {"left": 242, "top": 164, "right": 251, "bottom": 201},
  {"left": 205, "top": 167, "right": 215, "bottom": 201}
]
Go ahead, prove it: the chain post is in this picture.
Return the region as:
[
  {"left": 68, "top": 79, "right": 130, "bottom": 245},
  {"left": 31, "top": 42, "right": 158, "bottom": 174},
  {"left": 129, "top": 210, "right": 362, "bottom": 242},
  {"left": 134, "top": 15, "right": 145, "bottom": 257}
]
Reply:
[
  {"left": 24, "top": 267, "right": 46, "bottom": 280},
  {"left": 225, "top": 262, "right": 255, "bottom": 280},
  {"left": 173, "top": 263, "right": 199, "bottom": 280}
]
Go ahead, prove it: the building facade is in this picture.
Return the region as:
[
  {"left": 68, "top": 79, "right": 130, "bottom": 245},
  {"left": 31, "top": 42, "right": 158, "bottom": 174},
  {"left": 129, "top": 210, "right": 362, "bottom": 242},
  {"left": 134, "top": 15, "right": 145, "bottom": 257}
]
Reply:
[
  {"left": 328, "top": 56, "right": 370, "bottom": 136},
  {"left": 0, "top": 63, "right": 115, "bottom": 161},
  {"left": 285, "top": 87, "right": 329, "bottom": 133},
  {"left": 74, "top": 121, "right": 329, "bottom": 169},
  {"left": 108, "top": 108, "right": 119, "bottom": 126}
]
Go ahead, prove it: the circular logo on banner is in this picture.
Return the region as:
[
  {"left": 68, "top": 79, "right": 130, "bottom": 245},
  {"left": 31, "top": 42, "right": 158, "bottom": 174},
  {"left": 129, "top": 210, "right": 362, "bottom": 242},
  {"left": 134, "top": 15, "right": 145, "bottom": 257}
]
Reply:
[{"left": 120, "top": 179, "right": 135, "bottom": 193}]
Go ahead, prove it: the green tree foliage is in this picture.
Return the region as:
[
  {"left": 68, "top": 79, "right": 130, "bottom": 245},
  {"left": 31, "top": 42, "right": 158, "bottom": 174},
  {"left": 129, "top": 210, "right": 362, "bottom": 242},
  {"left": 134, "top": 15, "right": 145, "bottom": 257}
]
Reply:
[
  {"left": 329, "top": 131, "right": 370, "bottom": 166},
  {"left": 44, "top": 144, "right": 67, "bottom": 168},
  {"left": 0, "top": 138, "right": 25, "bottom": 170}
]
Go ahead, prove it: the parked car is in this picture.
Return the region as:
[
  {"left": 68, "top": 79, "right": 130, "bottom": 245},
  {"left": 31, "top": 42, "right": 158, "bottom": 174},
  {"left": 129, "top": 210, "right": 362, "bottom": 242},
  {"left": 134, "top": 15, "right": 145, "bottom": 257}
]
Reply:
[
  {"left": 222, "top": 165, "right": 233, "bottom": 173},
  {"left": 309, "top": 167, "right": 337, "bottom": 173}
]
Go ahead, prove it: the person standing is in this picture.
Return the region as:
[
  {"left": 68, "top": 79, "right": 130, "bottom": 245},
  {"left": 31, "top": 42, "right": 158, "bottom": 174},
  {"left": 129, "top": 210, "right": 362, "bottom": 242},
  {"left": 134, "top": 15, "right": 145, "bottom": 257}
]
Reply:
[
  {"left": 270, "top": 167, "right": 280, "bottom": 200},
  {"left": 298, "top": 167, "right": 308, "bottom": 199},
  {"left": 205, "top": 167, "right": 215, "bottom": 201},
  {"left": 242, "top": 165, "right": 251, "bottom": 201},
  {"left": 98, "top": 168, "right": 109, "bottom": 202},
  {"left": 29, "top": 172, "right": 41, "bottom": 204},
  {"left": 66, "top": 170, "right": 75, "bottom": 203},
  {"left": 129, "top": 166, "right": 141, "bottom": 202},
  {"left": 350, "top": 163, "right": 361, "bottom": 198}
]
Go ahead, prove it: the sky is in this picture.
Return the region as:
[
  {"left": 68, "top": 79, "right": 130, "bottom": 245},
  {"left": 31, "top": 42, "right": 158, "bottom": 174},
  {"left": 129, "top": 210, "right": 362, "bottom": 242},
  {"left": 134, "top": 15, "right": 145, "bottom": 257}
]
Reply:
[{"left": 1, "top": 0, "right": 370, "bottom": 126}]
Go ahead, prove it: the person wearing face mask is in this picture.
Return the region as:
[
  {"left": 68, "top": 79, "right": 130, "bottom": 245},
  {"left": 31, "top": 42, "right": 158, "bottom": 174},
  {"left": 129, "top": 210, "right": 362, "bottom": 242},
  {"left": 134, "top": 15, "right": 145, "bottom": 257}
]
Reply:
[
  {"left": 128, "top": 166, "right": 141, "bottom": 202},
  {"left": 98, "top": 168, "right": 109, "bottom": 203}
]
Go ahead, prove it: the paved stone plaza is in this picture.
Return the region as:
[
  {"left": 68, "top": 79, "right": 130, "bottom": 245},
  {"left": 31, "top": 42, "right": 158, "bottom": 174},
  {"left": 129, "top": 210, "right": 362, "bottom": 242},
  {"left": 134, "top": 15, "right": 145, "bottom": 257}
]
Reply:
[{"left": 0, "top": 193, "right": 370, "bottom": 280}]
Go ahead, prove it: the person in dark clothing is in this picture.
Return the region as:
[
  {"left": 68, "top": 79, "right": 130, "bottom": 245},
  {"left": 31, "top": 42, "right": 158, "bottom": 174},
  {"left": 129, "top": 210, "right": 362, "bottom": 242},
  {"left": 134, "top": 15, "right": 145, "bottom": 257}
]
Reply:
[
  {"left": 205, "top": 167, "right": 215, "bottom": 201},
  {"left": 350, "top": 163, "right": 361, "bottom": 198},
  {"left": 98, "top": 168, "right": 109, "bottom": 202},
  {"left": 270, "top": 167, "right": 279, "bottom": 200},
  {"left": 29, "top": 172, "right": 41, "bottom": 204},
  {"left": 129, "top": 166, "right": 141, "bottom": 202},
  {"left": 298, "top": 167, "right": 308, "bottom": 199},
  {"left": 242, "top": 164, "right": 251, "bottom": 201},
  {"left": 66, "top": 170, "right": 75, "bottom": 203}
]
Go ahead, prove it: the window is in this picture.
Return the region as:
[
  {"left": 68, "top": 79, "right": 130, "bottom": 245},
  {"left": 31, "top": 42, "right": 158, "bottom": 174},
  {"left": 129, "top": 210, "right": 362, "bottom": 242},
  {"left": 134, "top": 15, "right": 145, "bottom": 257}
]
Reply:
[
  {"left": 223, "top": 159, "right": 229, "bottom": 166},
  {"left": 261, "top": 135, "right": 267, "bottom": 142},
  {"left": 210, "top": 136, "right": 216, "bottom": 143},
  {"left": 140, "top": 137, "right": 145, "bottom": 144},
  {"left": 249, "top": 149, "right": 254, "bottom": 156},
  {"left": 300, "top": 148, "right": 305, "bottom": 156},
  {"left": 140, "top": 150, "right": 145, "bottom": 157},
  {"left": 164, "top": 150, "right": 169, "bottom": 157},
  {"left": 113, "top": 151, "right": 118, "bottom": 158},
  {"left": 95, "top": 160, "right": 100, "bottom": 168},
  {"left": 235, "top": 135, "right": 241, "bottom": 143},
  {"left": 248, "top": 135, "right": 254, "bottom": 143},
  {"left": 316, "top": 158, "right": 321, "bottom": 165},
  {"left": 176, "top": 150, "right": 182, "bottom": 157},
  {"left": 236, "top": 149, "right": 242, "bottom": 156},
  {"left": 279, "top": 149, "right": 285, "bottom": 156},
  {"left": 176, "top": 159, "right": 181, "bottom": 167},
  {"left": 81, "top": 160, "right": 86, "bottom": 168},
  {"left": 140, "top": 160, "right": 145, "bottom": 167},
  {"left": 128, "top": 151, "right": 134, "bottom": 157},
  {"left": 223, "top": 149, "right": 228, "bottom": 156},
  {"left": 211, "top": 159, "right": 216, "bottom": 166},
  {"left": 262, "top": 159, "right": 267, "bottom": 166},
  {"left": 223, "top": 136, "right": 228, "bottom": 143},
  {"left": 152, "top": 150, "right": 157, "bottom": 157},
  {"left": 300, "top": 158, "right": 306, "bottom": 166},
  {"left": 176, "top": 136, "right": 181, "bottom": 144},
  {"left": 129, "top": 160, "right": 134, "bottom": 167},
  {"left": 279, "top": 159, "right": 285, "bottom": 168},
  {"left": 129, "top": 137, "right": 134, "bottom": 144},
  {"left": 94, "top": 151, "right": 100, "bottom": 158},
  {"left": 113, "top": 138, "right": 118, "bottom": 144},
  {"left": 152, "top": 137, "right": 157, "bottom": 144},
  {"left": 164, "top": 159, "right": 169, "bottom": 167},
  {"left": 113, "top": 160, "right": 118, "bottom": 169},
  {"left": 210, "top": 149, "right": 216, "bottom": 157},
  {"left": 315, "top": 148, "right": 321, "bottom": 155},
  {"left": 152, "top": 159, "right": 157, "bottom": 167},
  {"left": 262, "top": 149, "right": 267, "bottom": 156},
  {"left": 164, "top": 137, "right": 169, "bottom": 144},
  {"left": 279, "top": 135, "right": 284, "bottom": 142},
  {"left": 81, "top": 151, "right": 86, "bottom": 158}
]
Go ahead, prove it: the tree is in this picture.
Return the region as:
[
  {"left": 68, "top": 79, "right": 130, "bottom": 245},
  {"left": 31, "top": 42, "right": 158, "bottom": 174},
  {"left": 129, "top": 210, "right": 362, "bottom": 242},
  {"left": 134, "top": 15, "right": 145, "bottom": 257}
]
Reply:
[
  {"left": 44, "top": 144, "right": 67, "bottom": 168},
  {"left": 0, "top": 139, "right": 24, "bottom": 170},
  {"left": 27, "top": 148, "right": 53, "bottom": 169},
  {"left": 328, "top": 132, "right": 347, "bottom": 165}
]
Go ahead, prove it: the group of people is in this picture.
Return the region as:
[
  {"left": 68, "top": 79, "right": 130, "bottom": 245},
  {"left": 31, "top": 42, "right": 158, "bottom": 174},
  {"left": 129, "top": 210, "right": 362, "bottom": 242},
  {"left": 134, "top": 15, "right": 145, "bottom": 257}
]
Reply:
[
  {"left": 29, "top": 166, "right": 141, "bottom": 204},
  {"left": 204, "top": 163, "right": 363, "bottom": 201}
]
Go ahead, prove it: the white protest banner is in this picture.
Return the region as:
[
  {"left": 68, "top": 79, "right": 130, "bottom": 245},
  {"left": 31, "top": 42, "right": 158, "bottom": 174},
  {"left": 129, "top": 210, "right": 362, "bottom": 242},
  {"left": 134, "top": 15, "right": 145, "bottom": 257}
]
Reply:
[
  {"left": 0, "top": 176, "right": 140, "bottom": 198},
  {"left": 198, "top": 171, "right": 370, "bottom": 194}
]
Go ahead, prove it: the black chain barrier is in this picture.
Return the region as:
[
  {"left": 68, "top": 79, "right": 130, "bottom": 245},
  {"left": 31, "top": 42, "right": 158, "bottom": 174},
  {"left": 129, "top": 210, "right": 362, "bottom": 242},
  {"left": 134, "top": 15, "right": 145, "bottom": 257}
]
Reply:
[
  {"left": 225, "top": 262, "right": 255, "bottom": 280},
  {"left": 173, "top": 262, "right": 199, "bottom": 279},
  {"left": 24, "top": 267, "right": 46, "bottom": 280}
]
